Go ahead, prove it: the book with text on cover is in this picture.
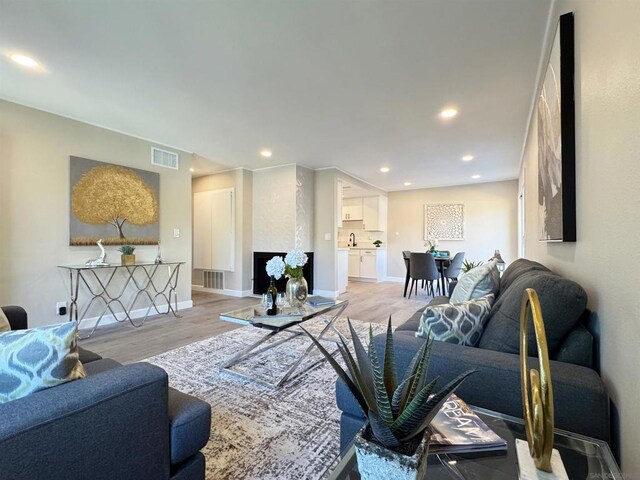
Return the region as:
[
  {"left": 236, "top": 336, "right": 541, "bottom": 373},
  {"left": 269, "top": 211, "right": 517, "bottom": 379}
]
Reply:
[{"left": 429, "top": 394, "right": 508, "bottom": 454}]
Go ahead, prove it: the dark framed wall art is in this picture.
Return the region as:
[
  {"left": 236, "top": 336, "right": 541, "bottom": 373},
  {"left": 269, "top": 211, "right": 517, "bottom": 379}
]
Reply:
[{"left": 537, "top": 12, "right": 576, "bottom": 242}]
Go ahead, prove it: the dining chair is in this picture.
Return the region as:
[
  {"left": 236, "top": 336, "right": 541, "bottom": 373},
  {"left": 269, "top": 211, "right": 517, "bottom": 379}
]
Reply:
[
  {"left": 443, "top": 251, "right": 465, "bottom": 295},
  {"left": 408, "top": 252, "right": 440, "bottom": 299},
  {"left": 402, "top": 250, "right": 411, "bottom": 298}
]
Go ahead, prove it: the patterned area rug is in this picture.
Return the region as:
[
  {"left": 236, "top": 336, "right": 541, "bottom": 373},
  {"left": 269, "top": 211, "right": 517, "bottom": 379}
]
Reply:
[{"left": 145, "top": 318, "right": 384, "bottom": 480}]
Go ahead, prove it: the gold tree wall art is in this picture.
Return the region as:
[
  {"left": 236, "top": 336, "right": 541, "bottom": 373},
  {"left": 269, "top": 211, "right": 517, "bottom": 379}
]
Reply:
[{"left": 70, "top": 156, "right": 160, "bottom": 246}]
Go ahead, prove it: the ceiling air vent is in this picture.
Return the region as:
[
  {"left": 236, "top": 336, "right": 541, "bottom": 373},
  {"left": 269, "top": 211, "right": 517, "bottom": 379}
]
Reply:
[{"left": 151, "top": 147, "right": 179, "bottom": 170}]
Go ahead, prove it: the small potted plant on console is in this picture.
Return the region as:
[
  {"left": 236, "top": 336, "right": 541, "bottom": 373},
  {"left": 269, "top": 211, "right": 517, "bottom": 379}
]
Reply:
[
  {"left": 372, "top": 239, "right": 383, "bottom": 248},
  {"left": 118, "top": 245, "right": 136, "bottom": 265}
]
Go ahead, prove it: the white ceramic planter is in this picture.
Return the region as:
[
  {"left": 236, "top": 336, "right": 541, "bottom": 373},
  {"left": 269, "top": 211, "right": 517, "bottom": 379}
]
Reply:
[{"left": 354, "top": 425, "right": 430, "bottom": 480}]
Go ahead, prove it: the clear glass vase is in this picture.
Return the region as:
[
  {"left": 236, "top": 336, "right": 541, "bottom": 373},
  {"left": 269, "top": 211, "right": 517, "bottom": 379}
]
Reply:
[{"left": 286, "top": 276, "right": 308, "bottom": 307}]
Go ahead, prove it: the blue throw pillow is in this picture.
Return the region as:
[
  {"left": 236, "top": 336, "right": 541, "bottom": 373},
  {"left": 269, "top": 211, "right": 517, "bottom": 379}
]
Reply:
[
  {"left": 0, "top": 322, "right": 86, "bottom": 403},
  {"left": 416, "top": 294, "right": 495, "bottom": 347}
]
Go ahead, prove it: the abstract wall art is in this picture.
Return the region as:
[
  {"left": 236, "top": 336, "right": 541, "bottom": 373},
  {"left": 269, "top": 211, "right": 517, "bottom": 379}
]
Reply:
[
  {"left": 424, "top": 203, "right": 464, "bottom": 241},
  {"left": 69, "top": 156, "right": 160, "bottom": 246},
  {"left": 538, "top": 12, "right": 576, "bottom": 242}
]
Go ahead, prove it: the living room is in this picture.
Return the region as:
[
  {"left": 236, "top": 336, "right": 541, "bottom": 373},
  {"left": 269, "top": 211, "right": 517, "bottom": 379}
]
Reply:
[{"left": 1, "top": 1, "right": 638, "bottom": 479}]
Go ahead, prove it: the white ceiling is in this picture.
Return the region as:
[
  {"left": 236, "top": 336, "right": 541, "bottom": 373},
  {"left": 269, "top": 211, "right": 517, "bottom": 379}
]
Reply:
[{"left": 0, "top": 0, "right": 551, "bottom": 191}]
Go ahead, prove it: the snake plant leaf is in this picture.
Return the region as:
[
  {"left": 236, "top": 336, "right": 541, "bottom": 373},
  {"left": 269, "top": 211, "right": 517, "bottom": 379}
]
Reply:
[
  {"left": 348, "top": 319, "right": 376, "bottom": 405},
  {"left": 391, "top": 373, "right": 415, "bottom": 418},
  {"left": 414, "top": 333, "right": 434, "bottom": 393},
  {"left": 337, "top": 341, "right": 377, "bottom": 415},
  {"left": 382, "top": 316, "right": 397, "bottom": 399},
  {"left": 393, "top": 377, "right": 438, "bottom": 438},
  {"left": 368, "top": 410, "right": 401, "bottom": 449},
  {"left": 401, "top": 335, "right": 433, "bottom": 412},
  {"left": 368, "top": 325, "right": 394, "bottom": 426},
  {"left": 394, "top": 370, "right": 475, "bottom": 440},
  {"left": 300, "top": 326, "right": 368, "bottom": 415}
]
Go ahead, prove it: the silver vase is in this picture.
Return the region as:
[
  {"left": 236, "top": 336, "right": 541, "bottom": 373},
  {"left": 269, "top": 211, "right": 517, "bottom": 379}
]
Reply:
[{"left": 286, "top": 276, "right": 308, "bottom": 307}]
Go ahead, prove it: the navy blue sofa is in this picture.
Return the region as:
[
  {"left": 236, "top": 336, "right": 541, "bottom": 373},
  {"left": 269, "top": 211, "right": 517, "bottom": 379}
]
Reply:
[
  {"left": 336, "top": 259, "right": 610, "bottom": 452},
  {"left": 0, "top": 306, "right": 211, "bottom": 480}
]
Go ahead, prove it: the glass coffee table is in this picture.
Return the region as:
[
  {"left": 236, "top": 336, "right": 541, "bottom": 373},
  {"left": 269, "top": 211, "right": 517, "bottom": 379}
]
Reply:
[
  {"left": 324, "top": 407, "right": 622, "bottom": 480},
  {"left": 219, "top": 300, "right": 348, "bottom": 388}
]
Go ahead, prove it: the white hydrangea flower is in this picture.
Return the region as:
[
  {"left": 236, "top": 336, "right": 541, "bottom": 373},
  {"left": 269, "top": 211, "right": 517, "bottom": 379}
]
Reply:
[
  {"left": 265, "top": 256, "right": 285, "bottom": 280},
  {"left": 285, "top": 249, "right": 308, "bottom": 268}
]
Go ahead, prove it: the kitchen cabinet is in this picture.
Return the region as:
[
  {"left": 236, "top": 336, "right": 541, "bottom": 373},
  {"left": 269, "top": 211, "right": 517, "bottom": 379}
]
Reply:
[
  {"left": 348, "top": 251, "right": 361, "bottom": 277},
  {"left": 362, "top": 196, "right": 387, "bottom": 232},
  {"left": 348, "top": 248, "right": 387, "bottom": 281},
  {"left": 342, "top": 197, "right": 363, "bottom": 221},
  {"left": 360, "top": 251, "right": 377, "bottom": 278}
]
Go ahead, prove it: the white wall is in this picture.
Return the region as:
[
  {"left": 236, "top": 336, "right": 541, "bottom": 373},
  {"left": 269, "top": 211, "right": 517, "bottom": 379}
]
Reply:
[
  {"left": 252, "top": 165, "right": 297, "bottom": 252},
  {"left": 0, "top": 100, "right": 193, "bottom": 326},
  {"left": 295, "top": 165, "right": 315, "bottom": 251},
  {"left": 386, "top": 180, "right": 518, "bottom": 279},
  {"left": 520, "top": 1, "right": 640, "bottom": 471}
]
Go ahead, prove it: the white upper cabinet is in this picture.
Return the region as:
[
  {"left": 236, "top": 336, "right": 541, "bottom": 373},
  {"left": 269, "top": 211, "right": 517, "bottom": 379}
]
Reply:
[
  {"left": 362, "top": 196, "right": 387, "bottom": 232},
  {"left": 342, "top": 197, "right": 363, "bottom": 221}
]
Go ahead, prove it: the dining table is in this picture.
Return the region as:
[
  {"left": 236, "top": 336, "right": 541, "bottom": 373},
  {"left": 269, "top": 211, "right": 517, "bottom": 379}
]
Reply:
[{"left": 403, "top": 253, "right": 451, "bottom": 298}]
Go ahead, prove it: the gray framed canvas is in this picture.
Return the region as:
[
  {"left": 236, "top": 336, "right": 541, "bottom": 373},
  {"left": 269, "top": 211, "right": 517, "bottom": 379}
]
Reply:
[
  {"left": 69, "top": 156, "right": 160, "bottom": 245},
  {"left": 538, "top": 13, "right": 576, "bottom": 242}
]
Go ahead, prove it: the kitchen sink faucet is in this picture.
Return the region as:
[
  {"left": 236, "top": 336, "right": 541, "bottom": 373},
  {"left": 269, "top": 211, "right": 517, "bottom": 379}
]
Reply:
[{"left": 349, "top": 232, "right": 357, "bottom": 247}]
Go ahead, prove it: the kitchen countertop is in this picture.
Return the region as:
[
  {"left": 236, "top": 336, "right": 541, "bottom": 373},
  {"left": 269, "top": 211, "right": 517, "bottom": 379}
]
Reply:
[{"left": 338, "top": 246, "right": 386, "bottom": 250}]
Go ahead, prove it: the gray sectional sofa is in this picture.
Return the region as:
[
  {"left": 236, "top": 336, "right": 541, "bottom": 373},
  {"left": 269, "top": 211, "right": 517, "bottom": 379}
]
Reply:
[
  {"left": 336, "top": 259, "right": 610, "bottom": 452},
  {"left": 0, "top": 306, "right": 211, "bottom": 480}
]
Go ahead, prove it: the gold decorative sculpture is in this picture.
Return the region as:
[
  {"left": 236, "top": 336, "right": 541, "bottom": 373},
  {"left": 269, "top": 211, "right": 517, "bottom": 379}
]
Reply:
[{"left": 520, "top": 288, "right": 554, "bottom": 472}]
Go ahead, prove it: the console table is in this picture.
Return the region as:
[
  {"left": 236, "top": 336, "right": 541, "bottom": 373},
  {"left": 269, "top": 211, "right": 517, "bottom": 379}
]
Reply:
[{"left": 58, "top": 262, "right": 185, "bottom": 338}]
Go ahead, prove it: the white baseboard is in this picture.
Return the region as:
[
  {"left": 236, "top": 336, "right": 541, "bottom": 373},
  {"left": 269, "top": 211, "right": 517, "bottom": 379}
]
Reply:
[
  {"left": 192, "top": 285, "right": 255, "bottom": 298},
  {"left": 78, "top": 300, "right": 193, "bottom": 331},
  {"left": 385, "top": 276, "right": 405, "bottom": 283}
]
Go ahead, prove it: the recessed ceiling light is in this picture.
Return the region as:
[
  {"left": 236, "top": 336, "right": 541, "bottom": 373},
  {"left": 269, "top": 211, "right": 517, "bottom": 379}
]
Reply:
[
  {"left": 380, "top": 167, "right": 390, "bottom": 173},
  {"left": 440, "top": 108, "right": 458, "bottom": 119},
  {"left": 404, "top": 182, "right": 412, "bottom": 186},
  {"left": 10, "top": 53, "right": 39, "bottom": 68},
  {"left": 189, "top": 168, "right": 195, "bottom": 172},
  {"left": 471, "top": 174, "right": 481, "bottom": 179},
  {"left": 260, "top": 149, "right": 272, "bottom": 158},
  {"left": 462, "top": 155, "right": 474, "bottom": 161}
]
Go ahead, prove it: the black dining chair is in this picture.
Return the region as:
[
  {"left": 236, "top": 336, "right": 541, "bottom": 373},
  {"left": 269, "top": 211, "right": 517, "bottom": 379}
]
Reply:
[
  {"left": 443, "top": 251, "right": 465, "bottom": 295},
  {"left": 408, "top": 252, "right": 440, "bottom": 299},
  {"left": 402, "top": 250, "right": 411, "bottom": 298}
]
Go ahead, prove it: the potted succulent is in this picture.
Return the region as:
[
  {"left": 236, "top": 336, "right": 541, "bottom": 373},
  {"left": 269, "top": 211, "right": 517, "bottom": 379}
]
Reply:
[
  {"left": 373, "top": 240, "right": 383, "bottom": 248},
  {"left": 118, "top": 245, "right": 136, "bottom": 265},
  {"left": 461, "top": 259, "right": 483, "bottom": 274},
  {"left": 303, "top": 319, "right": 474, "bottom": 480}
]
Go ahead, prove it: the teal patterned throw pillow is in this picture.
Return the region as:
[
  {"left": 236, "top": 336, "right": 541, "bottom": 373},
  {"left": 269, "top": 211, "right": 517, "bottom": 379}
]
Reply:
[
  {"left": 416, "top": 294, "right": 495, "bottom": 347},
  {"left": 0, "top": 322, "right": 86, "bottom": 403}
]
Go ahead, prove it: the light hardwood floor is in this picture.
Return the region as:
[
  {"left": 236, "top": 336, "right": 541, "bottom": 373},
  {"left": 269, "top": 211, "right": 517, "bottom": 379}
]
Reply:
[{"left": 80, "top": 280, "right": 434, "bottom": 363}]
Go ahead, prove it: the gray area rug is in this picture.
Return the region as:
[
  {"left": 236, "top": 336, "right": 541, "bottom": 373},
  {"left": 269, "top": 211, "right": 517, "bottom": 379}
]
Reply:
[{"left": 145, "top": 318, "right": 385, "bottom": 480}]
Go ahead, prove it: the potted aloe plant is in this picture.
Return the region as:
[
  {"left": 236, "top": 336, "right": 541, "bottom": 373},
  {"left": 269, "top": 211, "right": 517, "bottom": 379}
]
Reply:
[{"left": 303, "top": 319, "right": 474, "bottom": 480}]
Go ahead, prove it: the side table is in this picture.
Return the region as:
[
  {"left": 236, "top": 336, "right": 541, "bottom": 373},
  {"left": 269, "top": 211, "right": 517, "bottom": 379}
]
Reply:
[{"left": 325, "top": 406, "right": 622, "bottom": 479}]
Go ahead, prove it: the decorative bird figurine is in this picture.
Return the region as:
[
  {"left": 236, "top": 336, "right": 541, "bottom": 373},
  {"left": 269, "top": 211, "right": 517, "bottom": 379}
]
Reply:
[{"left": 85, "top": 239, "right": 109, "bottom": 267}]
